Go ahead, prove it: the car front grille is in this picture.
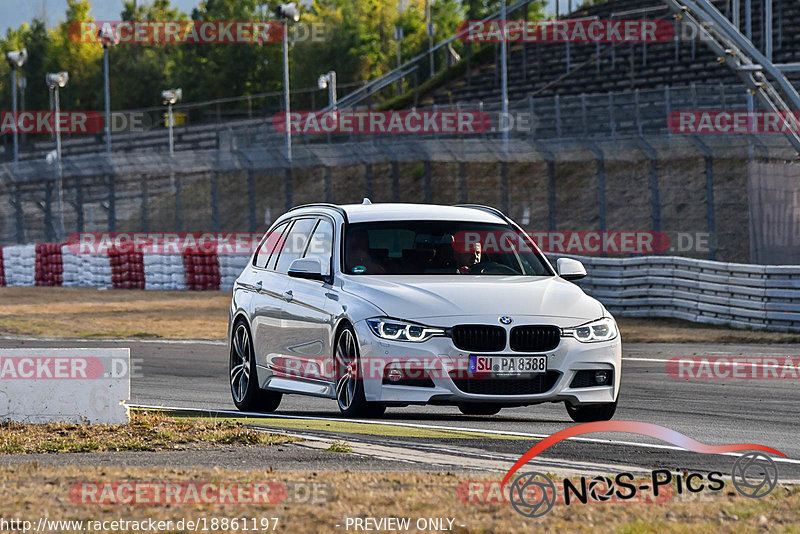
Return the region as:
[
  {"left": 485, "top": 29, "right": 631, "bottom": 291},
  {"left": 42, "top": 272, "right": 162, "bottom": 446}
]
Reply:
[
  {"left": 510, "top": 325, "right": 561, "bottom": 352},
  {"left": 450, "top": 325, "right": 506, "bottom": 352},
  {"left": 450, "top": 371, "right": 560, "bottom": 395}
]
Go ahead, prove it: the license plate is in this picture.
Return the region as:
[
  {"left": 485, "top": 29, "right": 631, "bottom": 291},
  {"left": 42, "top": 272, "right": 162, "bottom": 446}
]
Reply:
[{"left": 469, "top": 355, "right": 547, "bottom": 375}]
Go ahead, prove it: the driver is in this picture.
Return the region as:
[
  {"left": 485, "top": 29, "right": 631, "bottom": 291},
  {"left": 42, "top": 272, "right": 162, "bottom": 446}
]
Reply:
[{"left": 455, "top": 241, "right": 482, "bottom": 274}]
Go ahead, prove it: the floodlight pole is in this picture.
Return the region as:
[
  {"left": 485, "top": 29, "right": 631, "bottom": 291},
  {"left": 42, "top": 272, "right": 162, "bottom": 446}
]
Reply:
[
  {"left": 168, "top": 102, "right": 174, "bottom": 155},
  {"left": 54, "top": 85, "right": 65, "bottom": 241},
  {"left": 11, "top": 66, "right": 18, "bottom": 170},
  {"left": 282, "top": 20, "right": 292, "bottom": 162},
  {"left": 426, "top": 0, "right": 434, "bottom": 77},
  {"left": 765, "top": 0, "right": 772, "bottom": 61},
  {"left": 500, "top": 0, "right": 509, "bottom": 152},
  {"left": 103, "top": 42, "right": 112, "bottom": 154},
  {"left": 396, "top": 31, "right": 403, "bottom": 95},
  {"left": 327, "top": 71, "right": 337, "bottom": 109}
]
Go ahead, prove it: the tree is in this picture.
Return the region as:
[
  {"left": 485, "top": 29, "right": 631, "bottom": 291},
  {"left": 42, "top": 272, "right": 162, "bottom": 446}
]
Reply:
[
  {"left": 176, "top": 0, "right": 281, "bottom": 108},
  {"left": 47, "top": 0, "right": 103, "bottom": 111},
  {"left": 107, "top": 0, "right": 186, "bottom": 111}
]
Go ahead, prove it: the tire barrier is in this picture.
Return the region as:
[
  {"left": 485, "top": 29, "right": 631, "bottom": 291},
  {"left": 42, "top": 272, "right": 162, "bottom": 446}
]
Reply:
[
  {"left": 0, "top": 242, "right": 245, "bottom": 291},
  {"left": 143, "top": 254, "right": 187, "bottom": 290},
  {"left": 61, "top": 244, "right": 113, "bottom": 287},
  {"left": 182, "top": 248, "right": 221, "bottom": 291},
  {"left": 2, "top": 245, "right": 36, "bottom": 286},
  {"left": 34, "top": 243, "right": 64, "bottom": 287},
  {"left": 219, "top": 254, "right": 250, "bottom": 291},
  {"left": 548, "top": 254, "right": 800, "bottom": 333},
  {"left": 109, "top": 246, "right": 145, "bottom": 289}
]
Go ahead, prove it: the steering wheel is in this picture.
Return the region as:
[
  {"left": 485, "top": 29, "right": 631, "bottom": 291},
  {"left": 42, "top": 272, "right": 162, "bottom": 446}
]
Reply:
[{"left": 475, "top": 262, "right": 518, "bottom": 275}]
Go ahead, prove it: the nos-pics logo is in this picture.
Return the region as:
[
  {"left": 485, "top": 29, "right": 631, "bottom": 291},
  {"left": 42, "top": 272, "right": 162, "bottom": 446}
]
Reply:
[{"left": 503, "top": 422, "right": 782, "bottom": 518}]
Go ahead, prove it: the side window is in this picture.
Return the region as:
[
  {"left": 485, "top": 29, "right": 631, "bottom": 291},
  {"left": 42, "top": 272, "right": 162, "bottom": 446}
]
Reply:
[
  {"left": 253, "top": 221, "right": 289, "bottom": 268},
  {"left": 274, "top": 218, "right": 317, "bottom": 274},
  {"left": 303, "top": 219, "right": 334, "bottom": 276}
]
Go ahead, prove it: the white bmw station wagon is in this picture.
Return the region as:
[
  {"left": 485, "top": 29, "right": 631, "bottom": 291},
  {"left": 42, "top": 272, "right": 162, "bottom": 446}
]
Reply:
[{"left": 228, "top": 201, "right": 621, "bottom": 421}]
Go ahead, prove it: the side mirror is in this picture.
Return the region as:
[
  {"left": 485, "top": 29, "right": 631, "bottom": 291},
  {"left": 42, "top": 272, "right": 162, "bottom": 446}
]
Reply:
[
  {"left": 557, "top": 258, "right": 587, "bottom": 281},
  {"left": 288, "top": 257, "right": 326, "bottom": 281}
]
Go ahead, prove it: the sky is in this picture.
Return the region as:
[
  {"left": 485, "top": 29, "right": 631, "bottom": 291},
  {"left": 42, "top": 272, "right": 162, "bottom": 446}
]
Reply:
[{"left": 0, "top": 0, "right": 201, "bottom": 35}]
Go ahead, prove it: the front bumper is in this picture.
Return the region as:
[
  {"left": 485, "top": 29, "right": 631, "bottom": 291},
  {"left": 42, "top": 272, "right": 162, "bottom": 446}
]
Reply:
[{"left": 353, "top": 319, "right": 621, "bottom": 406}]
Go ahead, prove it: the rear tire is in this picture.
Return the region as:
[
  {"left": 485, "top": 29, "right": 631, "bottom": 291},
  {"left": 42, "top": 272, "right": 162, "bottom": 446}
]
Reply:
[
  {"left": 458, "top": 404, "right": 502, "bottom": 416},
  {"left": 565, "top": 400, "right": 617, "bottom": 422},
  {"left": 335, "top": 324, "right": 386, "bottom": 418},
  {"left": 230, "top": 320, "right": 282, "bottom": 412}
]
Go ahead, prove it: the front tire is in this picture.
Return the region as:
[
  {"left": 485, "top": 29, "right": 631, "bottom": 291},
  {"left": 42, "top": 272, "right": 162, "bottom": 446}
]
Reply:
[
  {"left": 334, "top": 324, "right": 385, "bottom": 418},
  {"left": 230, "top": 320, "right": 282, "bottom": 412},
  {"left": 565, "top": 400, "right": 617, "bottom": 422},
  {"left": 458, "top": 404, "right": 502, "bottom": 416}
]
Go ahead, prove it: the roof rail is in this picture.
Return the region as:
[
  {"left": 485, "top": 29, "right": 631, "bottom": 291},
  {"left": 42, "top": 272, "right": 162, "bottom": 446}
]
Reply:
[
  {"left": 455, "top": 204, "right": 555, "bottom": 275},
  {"left": 287, "top": 203, "right": 349, "bottom": 222},
  {"left": 454, "top": 204, "right": 509, "bottom": 222}
]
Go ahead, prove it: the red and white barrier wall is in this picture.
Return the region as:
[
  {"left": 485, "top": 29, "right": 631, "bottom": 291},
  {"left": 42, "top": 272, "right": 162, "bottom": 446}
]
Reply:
[{"left": 0, "top": 243, "right": 250, "bottom": 291}]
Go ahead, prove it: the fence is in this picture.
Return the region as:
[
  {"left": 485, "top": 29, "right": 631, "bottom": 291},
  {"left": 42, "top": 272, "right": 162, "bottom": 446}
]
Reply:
[
  {"left": 0, "top": 132, "right": 796, "bottom": 263},
  {"left": 550, "top": 253, "right": 800, "bottom": 332}
]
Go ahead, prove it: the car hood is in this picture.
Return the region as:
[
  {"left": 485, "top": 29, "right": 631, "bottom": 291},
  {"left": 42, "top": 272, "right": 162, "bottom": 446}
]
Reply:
[{"left": 340, "top": 275, "right": 603, "bottom": 323}]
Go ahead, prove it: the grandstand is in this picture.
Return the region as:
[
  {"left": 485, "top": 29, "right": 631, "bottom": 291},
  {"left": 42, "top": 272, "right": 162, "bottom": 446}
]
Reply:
[{"left": 430, "top": 0, "right": 800, "bottom": 105}]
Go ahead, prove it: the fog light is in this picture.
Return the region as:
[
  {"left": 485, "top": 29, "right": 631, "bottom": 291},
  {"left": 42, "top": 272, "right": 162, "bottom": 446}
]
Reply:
[
  {"left": 387, "top": 368, "right": 403, "bottom": 382},
  {"left": 594, "top": 370, "right": 610, "bottom": 385}
]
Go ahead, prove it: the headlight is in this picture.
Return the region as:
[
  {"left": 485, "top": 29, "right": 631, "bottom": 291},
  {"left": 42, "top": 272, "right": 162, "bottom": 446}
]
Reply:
[
  {"left": 366, "top": 318, "right": 445, "bottom": 342},
  {"left": 562, "top": 317, "right": 618, "bottom": 343}
]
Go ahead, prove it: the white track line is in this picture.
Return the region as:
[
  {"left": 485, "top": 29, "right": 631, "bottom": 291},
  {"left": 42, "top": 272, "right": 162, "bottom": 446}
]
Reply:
[
  {"left": 624, "top": 357, "right": 800, "bottom": 373},
  {"left": 129, "top": 403, "right": 800, "bottom": 466},
  {"left": 0, "top": 335, "right": 226, "bottom": 345}
]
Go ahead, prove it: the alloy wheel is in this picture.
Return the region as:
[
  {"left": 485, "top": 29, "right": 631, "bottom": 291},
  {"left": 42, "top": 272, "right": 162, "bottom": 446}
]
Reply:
[{"left": 230, "top": 323, "right": 251, "bottom": 403}]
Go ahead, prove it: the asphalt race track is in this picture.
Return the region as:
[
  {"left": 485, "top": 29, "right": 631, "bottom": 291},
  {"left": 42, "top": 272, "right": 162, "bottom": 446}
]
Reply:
[{"left": 2, "top": 337, "right": 798, "bottom": 479}]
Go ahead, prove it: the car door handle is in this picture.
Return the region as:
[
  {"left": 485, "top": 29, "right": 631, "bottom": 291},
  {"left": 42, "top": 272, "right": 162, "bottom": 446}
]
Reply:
[
  {"left": 282, "top": 289, "right": 293, "bottom": 302},
  {"left": 255, "top": 280, "right": 263, "bottom": 292}
]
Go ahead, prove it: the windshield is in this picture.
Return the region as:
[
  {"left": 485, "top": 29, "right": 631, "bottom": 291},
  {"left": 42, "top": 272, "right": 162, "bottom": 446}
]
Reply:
[{"left": 344, "top": 221, "right": 552, "bottom": 276}]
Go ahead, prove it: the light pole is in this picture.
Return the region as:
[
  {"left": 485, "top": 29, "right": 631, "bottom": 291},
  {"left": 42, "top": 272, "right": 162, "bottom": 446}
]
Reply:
[
  {"left": 161, "top": 88, "right": 182, "bottom": 155},
  {"left": 500, "top": 0, "right": 509, "bottom": 152},
  {"left": 6, "top": 49, "right": 27, "bottom": 170},
  {"left": 425, "top": 0, "right": 434, "bottom": 77},
  {"left": 46, "top": 71, "right": 69, "bottom": 241},
  {"left": 393, "top": 26, "right": 403, "bottom": 95},
  {"left": 317, "top": 71, "right": 337, "bottom": 109},
  {"left": 98, "top": 25, "right": 118, "bottom": 155},
  {"left": 275, "top": 2, "right": 300, "bottom": 163},
  {"left": 18, "top": 76, "right": 26, "bottom": 117}
]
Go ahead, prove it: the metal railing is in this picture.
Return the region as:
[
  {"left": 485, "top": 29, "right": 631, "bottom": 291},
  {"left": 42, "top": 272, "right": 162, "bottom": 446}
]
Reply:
[{"left": 551, "top": 253, "right": 800, "bottom": 332}]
